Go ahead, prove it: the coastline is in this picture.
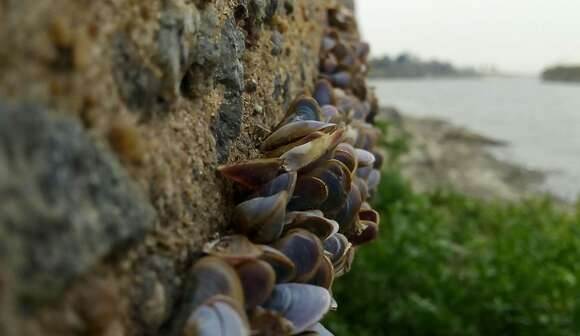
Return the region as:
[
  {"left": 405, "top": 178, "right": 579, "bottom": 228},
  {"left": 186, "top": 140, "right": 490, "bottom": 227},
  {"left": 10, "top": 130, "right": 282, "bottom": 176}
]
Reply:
[{"left": 381, "top": 106, "right": 547, "bottom": 201}]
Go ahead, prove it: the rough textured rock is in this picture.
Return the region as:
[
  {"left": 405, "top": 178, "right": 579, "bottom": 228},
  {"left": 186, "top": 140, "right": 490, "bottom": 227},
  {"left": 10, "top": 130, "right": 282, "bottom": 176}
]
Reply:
[{"left": 0, "top": 0, "right": 341, "bottom": 334}]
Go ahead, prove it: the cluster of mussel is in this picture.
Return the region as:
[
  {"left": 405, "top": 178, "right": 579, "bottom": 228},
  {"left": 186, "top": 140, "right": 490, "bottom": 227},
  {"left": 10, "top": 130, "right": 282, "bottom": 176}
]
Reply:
[{"left": 184, "top": 5, "right": 382, "bottom": 336}]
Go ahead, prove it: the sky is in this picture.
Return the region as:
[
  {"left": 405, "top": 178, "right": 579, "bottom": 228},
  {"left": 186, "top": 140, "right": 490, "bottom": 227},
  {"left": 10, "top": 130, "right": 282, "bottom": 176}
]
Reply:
[{"left": 356, "top": 0, "right": 580, "bottom": 74}]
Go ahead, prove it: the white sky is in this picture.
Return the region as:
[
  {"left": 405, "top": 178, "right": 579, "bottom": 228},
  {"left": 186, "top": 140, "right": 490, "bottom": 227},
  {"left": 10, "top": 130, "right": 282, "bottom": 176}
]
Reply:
[{"left": 356, "top": 0, "right": 580, "bottom": 74}]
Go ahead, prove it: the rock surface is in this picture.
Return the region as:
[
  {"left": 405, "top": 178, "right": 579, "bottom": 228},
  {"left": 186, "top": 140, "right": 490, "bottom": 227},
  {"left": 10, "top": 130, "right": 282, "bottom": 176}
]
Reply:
[{"left": 0, "top": 0, "right": 342, "bottom": 334}]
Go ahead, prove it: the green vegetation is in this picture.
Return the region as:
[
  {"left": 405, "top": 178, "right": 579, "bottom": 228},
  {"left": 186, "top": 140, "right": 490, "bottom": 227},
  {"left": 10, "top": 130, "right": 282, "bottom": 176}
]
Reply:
[
  {"left": 369, "top": 53, "right": 480, "bottom": 79},
  {"left": 325, "top": 123, "right": 580, "bottom": 335},
  {"left": 541, "top": 65, "right": 580, "bottom": 83}
]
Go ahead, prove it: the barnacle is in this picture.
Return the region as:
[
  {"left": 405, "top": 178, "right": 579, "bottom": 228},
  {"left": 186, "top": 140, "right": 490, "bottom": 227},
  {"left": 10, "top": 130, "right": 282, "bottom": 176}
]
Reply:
[{"left": 186, "top": 4, "right": 384, "bottom": 335}]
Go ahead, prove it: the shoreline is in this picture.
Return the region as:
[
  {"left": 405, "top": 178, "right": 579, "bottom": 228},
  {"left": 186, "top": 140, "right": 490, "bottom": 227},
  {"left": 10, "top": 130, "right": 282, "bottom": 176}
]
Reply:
[{"left": 381, "top": 106, "right": 549, "bottom": 202}]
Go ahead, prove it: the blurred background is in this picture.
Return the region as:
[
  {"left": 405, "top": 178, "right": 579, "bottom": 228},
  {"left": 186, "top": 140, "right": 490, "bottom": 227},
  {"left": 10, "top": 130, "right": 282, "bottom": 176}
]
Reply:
[{"left": 326, "top": 1, "right": 580, "bottom": 334}]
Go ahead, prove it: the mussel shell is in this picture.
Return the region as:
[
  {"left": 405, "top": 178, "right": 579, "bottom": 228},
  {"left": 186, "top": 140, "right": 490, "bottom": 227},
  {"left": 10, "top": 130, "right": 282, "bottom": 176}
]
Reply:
[
  {"left": 354, "top": 148, "right": 375, "bottom": 167},
  {"left": 366, "top": 169, "right": 381, "bottom": 195},
  {"left": 281, "top": 128, "right": 345, "bottom": 171},
  {"left": 355, "top": 166, "right": 372, "bottom": 181},
  {"left": 371, "top": 150, "right": 384, "bottom": 169},
  {"left": 358, "top": 208, "right": 380, "bottom": 225},
  {"left": 330, "top": 71, "right": 351, "bottom": 88},
  {"left": 349, "top": 220, "right": 379, "bottom": 246},
  {"left": 250, "top": 307, "right": 294, "bottom": 336},
  {"left": 274, "top": 229, "right": 324, "bottom": 282},
  {"left": 256, "top": 171, "right": 297, "bottom": 198},
  {"left": 354, "top": 176, "right": 369, "bottom": 202},
  {"left": 321, "top": 53, "right": 338, "bottom": 74},
  {"left": 259, "top": 245, "right": 297, "bottom": 283},
  {"left": 322, "top": 233, "right": 350, "bottom": 266},
  {"left": 261, "top": 120, "right": 336, "bottom": 154},
  {"left": 301, "top": 323, "right": 335, "bottom": 336},
  {"left": 313, "top": 79, "right": 335, "bottom": 107},
  {"left": 262, "top": 283, "right": 332, "bottom": 334},
  {"left": 334, "top": 245, "right": 356, "bottom": 277},
  {"left": 306, "top": 160, "right": 351, "bottom": 213},
  {"left": 278, "top": 96, "right": 322, "bottom": 127},
  {"left": 330, "top": 183, "right": 362, "bottom": 233},
  {"left": 218, "top": 158, "right": 283, "bottom": 188},
  {"left": 321, "top": 105, "right": 340, "bottom": 123},
  {"left": 234, "top": 191, "right": 288, "bottom": 243},
  {"left": 288, "top": 176, "right": 329, "bottom": 211},
  {"left": 307, "top": 255, "right": 334, "bottom": 290},
  {"left": 191, "top": 257, "right": 245, "bottom": 310},
  {"left": 236, "top": 259, "right": 276, "bottom": 308},
  {"left": 284, "top": 211, "right": 339, "bottom": 241},
  {"left": 203, "top": 235, "right": 263, "bottom": 265},
  {"left": 185, "top": 295, "right": 249, "bottom": 336},
  {"left": 333, "top": 143, "right": 357, "bottom": 173}
]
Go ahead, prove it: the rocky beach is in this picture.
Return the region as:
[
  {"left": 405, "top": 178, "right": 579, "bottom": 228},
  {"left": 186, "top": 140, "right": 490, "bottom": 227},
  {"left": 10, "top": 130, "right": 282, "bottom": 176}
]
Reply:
[{"left": 382, "top": 107, "right": 547, "bottom": 201}]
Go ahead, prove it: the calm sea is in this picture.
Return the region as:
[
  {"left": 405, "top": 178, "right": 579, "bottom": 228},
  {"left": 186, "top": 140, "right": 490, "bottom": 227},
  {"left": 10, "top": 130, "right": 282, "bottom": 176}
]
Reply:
[{"left": 370, "top": 77, "right": 580, "bottom": 201}]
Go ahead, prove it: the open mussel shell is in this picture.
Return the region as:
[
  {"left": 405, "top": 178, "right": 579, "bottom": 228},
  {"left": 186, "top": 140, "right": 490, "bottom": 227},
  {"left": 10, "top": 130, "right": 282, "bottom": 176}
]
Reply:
[
  {"left": 359, "top": 208, "right": 380, "bottom": 225},
  {"left": 250, "top": 307, "right": 294, "bottom": 336},
  {"left": 236, "top": 259, "right": 276, "bottom": 309},
  {"left": 218, "top": 158, "right": 283, "bottom": 188},
  {"left": 277, "top": 96, "right": 322, "bottom": 128},
  {"left": 334, "top": 245, "right": 356, "bottom": 277},
  {"left": 323, "top": 233, "right": 350, "bottom": 266},
  {"left": 262, "top": 283, "right": 332, "bottom": 334},
  {"left": 306, "top": 159, "right": 351, "bottom": 213},
  {"left": 307, "top": 255, "right": 334, "bottom": 290},
  {"left": 333, "top": 143, "right": 357, "bottom": 173},
  {"left": 259, "top": 245, "right": 297, "bottom": 283},
  {"left": 191, "top": 257, "right": 245, "bottom": 310},
  {"left": 274, "top": 229, "right": 324, "bottom": 282},
  {"left": 281, "top": 128, "right": 345, "bottom": 171},
  {"left": 203, "top": 235, "right": 263, "bottom": 265},
  {"left": 256, "top": 171, "right": 297, "bottom": 198},
  {"left": 261, "top": 120, "right": 337, "bottom": 154},
  {"left": 330, "top": 183, "right": 362, "bottom": 234},
  {"left": 185, "top": 295, "right": 250, "bottom": 336},
  {"left": 284, "top": 211, "right": 339, "bottom": 241},
  {"left": 349, "top": 220, "right": 379, "bottom": 246},
  {"left": 313, "top": 79, "right": 335, "bottom": 107},
  {"left": 234, "top": 191, "right": 288, "bottom": 243},
  {"left": 288, "top": 176, "right": 329, "bottom": 211}
]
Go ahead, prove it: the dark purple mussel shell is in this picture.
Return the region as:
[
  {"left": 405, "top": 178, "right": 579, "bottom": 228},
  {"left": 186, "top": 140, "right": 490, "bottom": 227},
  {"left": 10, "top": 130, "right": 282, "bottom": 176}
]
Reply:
[
  {"left": 330, "top": 183, "right": 362, "bottom": 233},
  {"left": 185, "top": 295, "right": 249, "bottom": 336},
  {"left": 190, "top": 256, "right": 245, "bottom": 310},
  {"left": 288, "top": 176, "right": 329, "bottom": 211},
  {"left": 313, "top": 79, "right": 335, "bottom": 107},
  {"left": 256, "top": 171, "right": 297, "bottom": 198},
  {"left": 274, "top": 229, "right": 324, "bottom": 282},
  {"left": 235, "top": 259, "right": 276, "bottom": 309},
  {"left": 262, "top": 283, "right": 332, "bottom": 334},
  {"left": 284, "top": 211, "right": 339, "bottom": 241},
  {"left": 234, "top": 191, "right": 288, "bottom": 243},
  {"left": 259, "top": 245, "right": 296, "bottom": 283},
  {"left": 307, "top": 255, "right": 334, "bottom": 290}
]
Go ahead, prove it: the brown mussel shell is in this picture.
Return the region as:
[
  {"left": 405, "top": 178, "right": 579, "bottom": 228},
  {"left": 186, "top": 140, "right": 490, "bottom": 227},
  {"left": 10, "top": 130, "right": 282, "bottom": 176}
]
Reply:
[
  {"left": 219, "top": 158, "right": 283, "bottom": 188},
  {"left": 203, "top": 235, "right": 263, "bottom": 265},
  {"left": 255, "top": 171, "right": 298, "bottom": 198},
  {"left": 307, "top": 255, "right": 334, "bottom": 290},
  {"left": 185, "top": 295, "right": 250, "bottom": 336},
  {"left": 284, "top": 211, "right": 339, "bottom": 241},
  {"left": 261, "top": 120, "right": 337, "bottom": 154},
  {"left": 259, "top": 245, "right": 297, "bottom": 283},
  {"left": 281, "top": 128, "right": 345, "bottom": 171},
  {"left": 250, "top": 307, "right": 294, "bottom": 336}
]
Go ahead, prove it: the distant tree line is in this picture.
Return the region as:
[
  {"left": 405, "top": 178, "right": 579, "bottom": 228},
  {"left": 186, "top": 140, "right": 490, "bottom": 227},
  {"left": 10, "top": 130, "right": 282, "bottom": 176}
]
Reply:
[
  {"left": 368, "top": 53, "right": 480, "bottom": 79},
  {"left": 541, "top": 65, "right": 580, "bottom": 83}
]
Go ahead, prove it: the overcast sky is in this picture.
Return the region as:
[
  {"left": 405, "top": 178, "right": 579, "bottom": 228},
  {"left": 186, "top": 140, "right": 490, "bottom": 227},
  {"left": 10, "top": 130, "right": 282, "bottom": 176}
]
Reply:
[{"left": 356, "top": 0, "right": 580, "bottom": 74}]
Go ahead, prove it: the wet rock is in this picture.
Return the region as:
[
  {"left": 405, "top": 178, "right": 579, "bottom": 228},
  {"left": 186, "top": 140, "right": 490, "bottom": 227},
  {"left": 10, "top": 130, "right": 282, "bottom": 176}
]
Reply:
[
  {"left": 270, "top": 30, "right": 284, "bottom": 55},
  {"left": 212, "top": 17, "right": 246, "bottom": 163},
  {"left": 0, "top": 102, "right": 155, "bottom": 309}
]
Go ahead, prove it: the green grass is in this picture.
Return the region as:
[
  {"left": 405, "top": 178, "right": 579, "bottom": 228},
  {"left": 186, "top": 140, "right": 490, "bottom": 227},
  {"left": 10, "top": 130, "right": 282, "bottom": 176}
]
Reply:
[{"left": 325, "top": 123, "right": 580, "bottom": 336}]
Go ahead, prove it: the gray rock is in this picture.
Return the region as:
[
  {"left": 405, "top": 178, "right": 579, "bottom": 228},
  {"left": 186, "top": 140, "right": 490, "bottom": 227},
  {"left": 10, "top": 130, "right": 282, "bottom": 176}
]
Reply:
[
  {"left": 0, "top": 103, "right": 155, "bottom": 310},
  {"left": 270, "top": 30, "right": 284, "bottom": 55},
  {"left": 212, "top": 17, "right": 246, "bottom": 163}
]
